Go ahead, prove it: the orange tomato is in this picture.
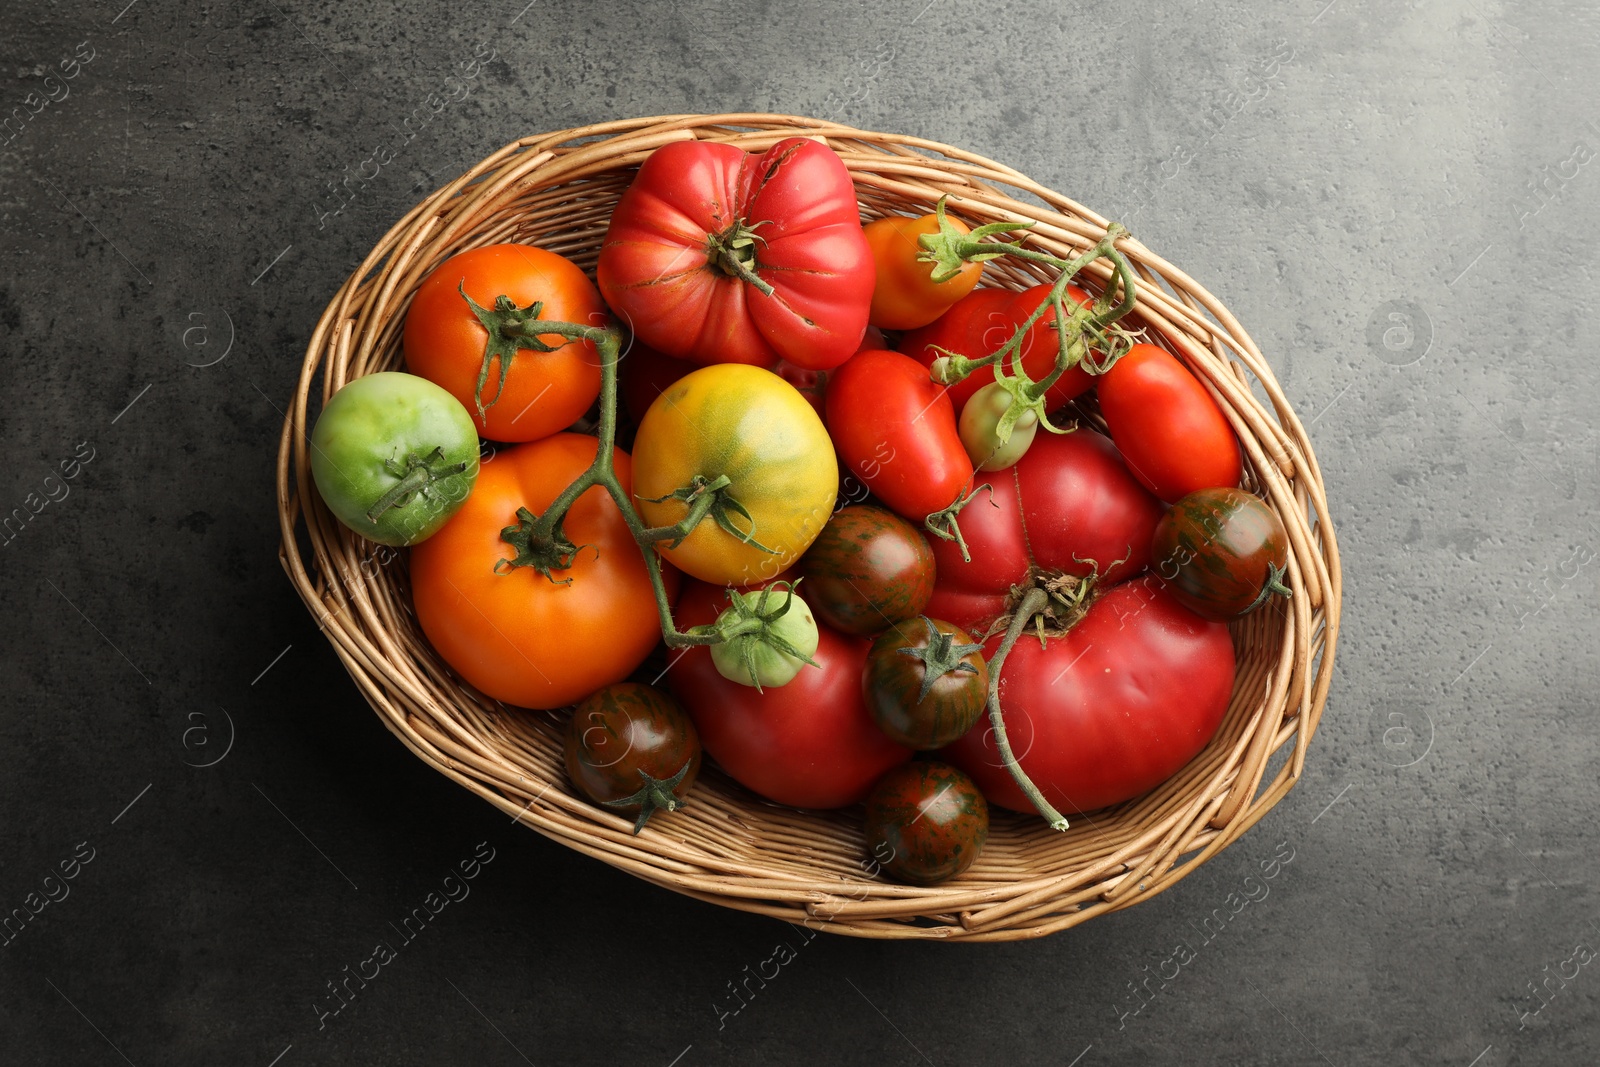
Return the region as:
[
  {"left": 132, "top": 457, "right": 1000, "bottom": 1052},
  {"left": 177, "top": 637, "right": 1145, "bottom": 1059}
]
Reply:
[
  {"left": 410, "top": 434, "right": 675, "bottom": 709},
  {"left": 864, "top": 213, "right": 983, "bottom": 330},
  {"left": 404, "top": 244, "right": 608, "bottom": 443}
]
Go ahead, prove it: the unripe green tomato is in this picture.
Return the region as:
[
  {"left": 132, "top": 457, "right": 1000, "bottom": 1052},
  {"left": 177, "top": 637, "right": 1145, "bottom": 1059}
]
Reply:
[
  {"left": 958, "top": 381, "right": 1038, "bottom": 472},
  {"left": 709, "top": 589, "right": 820, "bottom": 689},
  {"left": 311, "top": 372, "right": 480, "bottom": 546}
]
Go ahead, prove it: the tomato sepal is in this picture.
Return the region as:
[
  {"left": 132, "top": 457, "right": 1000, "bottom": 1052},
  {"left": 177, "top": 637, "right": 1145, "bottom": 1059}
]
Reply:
[
  {"left": 599, "top": 759, "right": 696, "bottom": 835},
  {"left": 705, "top": 581, "right": 821, "bottom": 692}
]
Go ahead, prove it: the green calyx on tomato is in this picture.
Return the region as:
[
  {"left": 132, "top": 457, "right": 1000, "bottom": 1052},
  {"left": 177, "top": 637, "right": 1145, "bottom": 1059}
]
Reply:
[
  {"left": 456, "top": 284, "right": 571, "bottom": 420},
  {"left": 864, "top": 617, "right": 990, "bottom": 750},
  {"left": 310, "top": 371, "right": 480, "bottom": 548},
  {"left": 704, "top": 218, "right": 776, "bottom": 297},
  {"left": 706, "top": 581, "right": 821, "bottom": 691},
  {"left": 896, "top": 617, "right": 984, "bottom": 703},
  {"left": 639, "top": 472, "right": 775, "bottom": 555},
  {"left": 601, "top": 760, "right": 695, "bottom": 834},
  {"left": 496, "top": 505, "right": 587, "bottom": 584}
]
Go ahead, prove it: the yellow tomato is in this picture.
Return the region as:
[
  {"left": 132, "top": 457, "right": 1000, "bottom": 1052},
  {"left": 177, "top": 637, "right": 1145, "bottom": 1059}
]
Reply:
[{"left": 633, "top": 365, "right": 837, "bottom": 585}]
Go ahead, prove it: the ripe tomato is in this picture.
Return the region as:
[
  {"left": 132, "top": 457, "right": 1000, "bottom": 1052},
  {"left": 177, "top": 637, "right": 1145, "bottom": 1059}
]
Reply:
[
  {"left": 797, "top": 505, "right": 935, "bottom": 637},
  {"left": 864, "top": 213, "right": 983, "bottom": 330},
  {"left": 826, "top": 348, "right": 974, "bottom": 522},
  {"left": 632, "top": 364, "right": 837, "bottom": 586},
  {"left": 862, "top": 618, "right": 988, "bottom": 749},
  {"left": 1097, "top": 343, "right": 1241, "bottom": 502},
  {"left": 597, "top": 138, "right": 873, "bottom": 370},
  {"left": 899, "top": 285, "right": 1095, "bottom": 414},
  {"left": 410, "top": 434, "right": 675, "bottom": 710},
  {"left": 668, "top": 578, "right": 911, "bottom": 809},
  {"left": 564, "top": 683, "right": 701, "bottom": 833},
  {"left": 863, "top": 761, "right": 989, "bottom": 885},
  {"left": 404, "top": 244, "right": 607, "bottom": 443},
  {"left": 1152, "top": 487, "right": 1291, "bottom": 619},
  {"left": 943, "top": 580, "right": 1235, "bottom": 814},
  {"left": 924, "top": 428, "right": 1163, "bottom": 632}
]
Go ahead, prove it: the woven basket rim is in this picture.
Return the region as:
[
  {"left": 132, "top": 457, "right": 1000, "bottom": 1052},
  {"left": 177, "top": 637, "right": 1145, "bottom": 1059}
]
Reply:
[{"left": 275, "top": 113, "right": 1342, "bottom": 941}]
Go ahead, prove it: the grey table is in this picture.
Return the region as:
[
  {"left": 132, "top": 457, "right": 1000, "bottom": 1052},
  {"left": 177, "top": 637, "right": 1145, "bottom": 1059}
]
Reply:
[{"left": 2, "top": 1, "right": 1595, "bottom": 1064}]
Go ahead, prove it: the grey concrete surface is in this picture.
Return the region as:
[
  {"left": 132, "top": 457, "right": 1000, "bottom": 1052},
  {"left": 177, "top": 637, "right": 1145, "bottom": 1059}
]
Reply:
[{"left": 1, "top": 1, "right": 1596, "bottom": 1064}]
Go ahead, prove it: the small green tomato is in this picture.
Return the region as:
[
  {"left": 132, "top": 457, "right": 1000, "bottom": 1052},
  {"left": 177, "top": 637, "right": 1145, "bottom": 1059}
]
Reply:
[
  {"left": 708, "top": 583, "right": 821, "bottom": 691},
  {"left": 311, "top": 371, "right": 480, "bottom": 546},
  {"left": 958, "top": 381, "right": 1038, "bottom": 472}
]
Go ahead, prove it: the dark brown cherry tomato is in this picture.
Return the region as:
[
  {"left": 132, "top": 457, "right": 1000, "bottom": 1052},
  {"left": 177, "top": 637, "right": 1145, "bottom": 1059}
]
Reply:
[
  {"left": 1151, "top": 487, "right": 1292, "bottom": 620},
  {"left": 863, "top": 761, "right": 989, "bottom": 886},
  {"left": 862, "top": 617, "right": 988, "bottom": 748},
  {"left": 798, "top": 505, "right": 936, "bottom": 636},
  {"left": 564, "top": 683, "right": 702, "bottom": 833}
]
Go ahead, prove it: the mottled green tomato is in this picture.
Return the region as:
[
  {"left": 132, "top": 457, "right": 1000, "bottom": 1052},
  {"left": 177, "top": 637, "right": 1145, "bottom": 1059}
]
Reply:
[
  {"left": 708, "top": 584, "right": 820, "bottom": 690},
  {"left": 958, "top": 381, "right": 1038, "bottom": 472},
  {"left": 797, "top": 505, "right": 935, "bottom": 636},
  {"left": 310, "top": 372, "right": 479, "bottom": 546},
  {"left": 564, "top": 683, "right": 701, "bottom": 834},
  {"left": 863, "top": 761, "right": 989, "bottom": 885},
  {"left": 862, "top": 617, "right": 988, "bottom": 748},
  {"left": 1151, "top": 487, "right": 1292, "bottom": 620}
]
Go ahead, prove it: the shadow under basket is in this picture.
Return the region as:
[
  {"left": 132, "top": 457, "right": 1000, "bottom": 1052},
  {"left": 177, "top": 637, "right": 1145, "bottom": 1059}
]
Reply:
[{"left": 275, "top": 113, "right": 1342, "bottom": 942}]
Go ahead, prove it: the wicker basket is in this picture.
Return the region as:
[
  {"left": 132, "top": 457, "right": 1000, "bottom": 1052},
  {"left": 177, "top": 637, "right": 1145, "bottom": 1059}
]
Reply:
[{"left": 275, "top": 114, "right": 1341, "bottom": 941}]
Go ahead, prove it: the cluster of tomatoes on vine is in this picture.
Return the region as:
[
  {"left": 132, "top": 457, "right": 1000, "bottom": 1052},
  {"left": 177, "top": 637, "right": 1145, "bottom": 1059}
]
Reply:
[{"left": 309, "top": 135, "right": 1292, "bottom": 886}]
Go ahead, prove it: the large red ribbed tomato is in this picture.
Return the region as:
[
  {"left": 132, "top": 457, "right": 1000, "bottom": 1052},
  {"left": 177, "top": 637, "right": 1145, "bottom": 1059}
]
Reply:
[
  {"left": 666, "top": 577, "right": 911, "bottom": 809},
  {"left": 923, "top": 428, "right": 1163, "bottom": 633},
  {"left": 596, "top": 138, "right": 873, "bottom": 370},
  {"left": 943, "top": 580, "right": 1235, "bottom": 814}
]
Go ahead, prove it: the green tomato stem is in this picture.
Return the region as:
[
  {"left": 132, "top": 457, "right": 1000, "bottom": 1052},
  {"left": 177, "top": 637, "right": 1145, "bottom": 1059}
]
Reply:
[
  {"left": 984, "top": 586, "right": 1069, "bottom": 832},
  {"left": 476, "top": 315, "right": 718, "bottom": 650}
]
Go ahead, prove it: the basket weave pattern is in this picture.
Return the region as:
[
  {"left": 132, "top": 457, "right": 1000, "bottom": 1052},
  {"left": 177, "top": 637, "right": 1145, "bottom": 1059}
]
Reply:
[{"left": 275, "top": 114, "right": 1341, "bottom": 941}]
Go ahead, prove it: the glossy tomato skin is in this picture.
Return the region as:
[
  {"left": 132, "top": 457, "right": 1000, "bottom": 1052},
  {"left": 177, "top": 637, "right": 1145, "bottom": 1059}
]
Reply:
[
  {"left": 404, "top": 244, "right": 607, "bottom": 442},
  {"left": 1097, "top": 343, "right": 1242, "bottom": 502},
  {"left": 633, "top": 364, "right": 838, "bottom": 586},
  {"left": 410, "top": 434, "right": 676, "bottom": 709},
  {"left": 862, "top": 618, "right": 988, "bottom": 749},
  {"left": 797, "top": 505, "right": 935, "bottom": 637},
  {"left": 863, "top": 761, "right": 989, "bottom": 885},
  {"left": 1152, "top": 487, "right": 1290, "bottom": 619},
  {"left": 943, "top": 580, "right": 1235, "bottom": 815},
  {"left": 826, "top": 348, "right": 975, "bottom": 522},
  {"left": 1013, "top": 429, "right": 1164, "bottom": 582},
  {"left": 564, "top": 683, "right": 701, "bottom": 810},
  {"left": 864, "top": 214, "right": 982, "bottom": 330},
  {"left": 668, "top": 578, "right": 912, "bottom": 809},
  {"left": 923, "top": 428, "right": 1161, "bottom": 633},
  {"left": 597, "top": 138, "right": 872, "bottom": 370}
]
